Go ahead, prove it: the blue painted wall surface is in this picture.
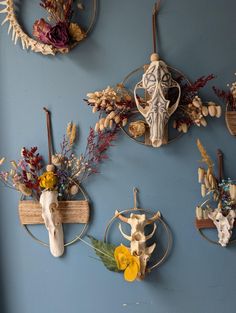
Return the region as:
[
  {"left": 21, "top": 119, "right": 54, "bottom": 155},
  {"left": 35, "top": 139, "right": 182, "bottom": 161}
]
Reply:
[{"left": 1, "top": 1, "right": 236, "bottom": 312}]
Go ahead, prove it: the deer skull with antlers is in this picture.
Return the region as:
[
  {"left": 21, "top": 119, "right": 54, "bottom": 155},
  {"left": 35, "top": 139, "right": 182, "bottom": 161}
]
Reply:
[
  {"left": 115, "top": 210, "right": 160, "bottom": 279},
  {"left": 134, "top": 54, "right": 181, "bottom": 147}
]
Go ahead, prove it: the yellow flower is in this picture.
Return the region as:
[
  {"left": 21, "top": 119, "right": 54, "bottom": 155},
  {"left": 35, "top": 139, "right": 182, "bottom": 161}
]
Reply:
[
  {"left": 39, "top": 171, "right": 57, "bottom": 190},
  {"left": 114, "top": 245, "right": 140, "bottom": 282}
]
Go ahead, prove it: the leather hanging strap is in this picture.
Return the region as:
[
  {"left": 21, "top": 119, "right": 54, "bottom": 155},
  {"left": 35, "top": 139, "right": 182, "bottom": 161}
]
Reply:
[
  {"left": 43, "top": 107, "right": 53, "bottom": 164},
  {"left": 217, "top": 149, "right": 224, "bottom": 182},
  {"left": 152, "top": 0, "right": 161, "bottom": 54}
]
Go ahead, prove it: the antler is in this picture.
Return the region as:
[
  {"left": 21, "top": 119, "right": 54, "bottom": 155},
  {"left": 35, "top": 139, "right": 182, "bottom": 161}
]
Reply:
[
  {"left": 118, "top": 223, "right": 131, "bottom": 241},
  {"left": 115, "top": 210, "right": 129, "bottom": 223},
  {"left": 146, "top": 211, "right": 161, "bottom": 224}
]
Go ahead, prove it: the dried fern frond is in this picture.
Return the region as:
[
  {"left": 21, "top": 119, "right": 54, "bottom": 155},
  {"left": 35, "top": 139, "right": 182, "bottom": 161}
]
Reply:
[{"left": 197, "top": 139, "right": 214, "bottom": 169}]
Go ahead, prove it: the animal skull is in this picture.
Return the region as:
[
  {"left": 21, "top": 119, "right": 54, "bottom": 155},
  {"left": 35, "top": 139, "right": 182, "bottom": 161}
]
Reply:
[
  {"left": 208, "top": 209, "right": 236, "bottom": 247},
  {"left": 134, "top": 59, "right": 181, "bottom": 147},
  {"left": 115, "top": 210, "right": 160, "bottom": 279},
  {"left": 40, "top": 190, "right": 64, "bottom": 257}
]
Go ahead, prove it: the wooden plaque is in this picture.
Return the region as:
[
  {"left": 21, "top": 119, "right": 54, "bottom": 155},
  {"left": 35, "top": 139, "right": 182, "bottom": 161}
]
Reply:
[{"left": 18, "top": 200, "right": 90, "bottom": 225}]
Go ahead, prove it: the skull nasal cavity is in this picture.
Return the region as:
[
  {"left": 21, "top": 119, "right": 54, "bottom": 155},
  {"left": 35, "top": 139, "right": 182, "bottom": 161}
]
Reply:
[{"left": 133, "top": 233, "right": 142, "bottom": 241}]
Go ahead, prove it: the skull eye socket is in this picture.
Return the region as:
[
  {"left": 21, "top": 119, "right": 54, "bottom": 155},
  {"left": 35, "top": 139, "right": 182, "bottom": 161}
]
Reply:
[{"left": 162, "top": 73, "right": 171, "bottom": 83}]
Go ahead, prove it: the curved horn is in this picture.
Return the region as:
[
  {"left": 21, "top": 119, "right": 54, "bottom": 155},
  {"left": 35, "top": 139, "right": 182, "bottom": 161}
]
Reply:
[
  {"left": 146, "top": 211, "right": 161, "bottom": 224},
  {"left": 115, "top": 210, "right": 129, "bottom": 223},
  {"left": 145, "top": 223, "right": 157, "bottom": 240},
  {"left": 118, "top": 223, "right": 131, "bottom": 241}
]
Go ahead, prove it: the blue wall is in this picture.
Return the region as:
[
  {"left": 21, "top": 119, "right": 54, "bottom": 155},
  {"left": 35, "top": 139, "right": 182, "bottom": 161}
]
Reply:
[{"left": 1, "top": 1, "right": 236, "bottom": 312}]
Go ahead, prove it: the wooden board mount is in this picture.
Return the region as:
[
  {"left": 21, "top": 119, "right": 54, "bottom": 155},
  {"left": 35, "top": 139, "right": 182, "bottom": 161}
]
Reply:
[
  {"left": 19, "top": 200, "right": 90, "bottom": 225},
  {"left": 195, "top": 218, "right": 236, "bottom": 229}
]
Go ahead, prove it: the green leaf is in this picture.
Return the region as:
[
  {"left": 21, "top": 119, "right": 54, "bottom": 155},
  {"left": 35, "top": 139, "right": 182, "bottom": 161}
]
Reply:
[{"left": 88, "top": 235, "right": 120, "bottom": 272}]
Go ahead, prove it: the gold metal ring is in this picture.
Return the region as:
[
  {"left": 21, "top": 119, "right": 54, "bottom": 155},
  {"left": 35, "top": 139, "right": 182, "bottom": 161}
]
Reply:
[
  {"left": 103, "top": 208, "right": 172, "bottom": 272},
  {"left": 22, "top": 183, "right": 90, "bottom": 248}
]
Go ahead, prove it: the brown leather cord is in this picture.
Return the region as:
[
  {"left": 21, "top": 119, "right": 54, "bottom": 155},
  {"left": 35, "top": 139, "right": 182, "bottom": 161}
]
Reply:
[
  {"left": 43, "top": 107, "right": 53, "bottom": 164},
  {"left": 152, "top": 0, "right": 161, "bottom": 54},
  {"left": 217, "top": 149, "right": 224, "bottom": 182}
]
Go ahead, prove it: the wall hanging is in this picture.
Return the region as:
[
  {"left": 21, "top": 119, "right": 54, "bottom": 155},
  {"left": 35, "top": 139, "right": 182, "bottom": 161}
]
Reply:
[
  {"left": 84, "top": 1, "right": 221, "bottom": 148},
  {"left": 195, "top": 139, "right": 236, "bottom": 246},
  {"left": 85, "top": 188, "right": 172, "bottom": 282},
  {"left": 0, "top": 108, "right": 116, "bottom": 257},
  {"left": 214, "top": 76, "right": 236, "bottom": 136},
  {"left": 0, "top": 0, "right": 97, "bottom": 55}
]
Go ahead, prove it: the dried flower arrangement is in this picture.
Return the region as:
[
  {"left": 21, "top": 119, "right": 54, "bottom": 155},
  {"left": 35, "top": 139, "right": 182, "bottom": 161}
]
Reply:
[
  {"left": 84, "top": 2, "right": 221, "bottom": 148},
  {"left": 213, "top": 76, "right": 236, "bottom": 135},
  {"left": 0, "top": 109, "right": 116, "bottom": 257},
  {"left": 0, "top": 0, "right": 97, "bottom": 55},
  {"left": 195, "top": 139, "right": 236, "bottom": 246},
  {"left": 85, "top": 189, "right": 171, "bottom": 282}
]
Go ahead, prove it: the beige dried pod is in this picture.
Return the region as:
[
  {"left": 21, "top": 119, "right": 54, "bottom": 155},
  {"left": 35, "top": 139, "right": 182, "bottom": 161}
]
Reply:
[
  {"left": 95, "top": 122, "right": 99, "bottom": 132},
  {"left": 99, "top": 124, "right": 104, "bottom": 131},
  {"left": 18, "top": 183, "right": 32, "bottom": 197},
  {"left": 216, "top": 106, "right": 222, "bottom": 118},
  {"left": 208, "top": 105, "right": 216, "bottom": 117},
  {"left": 192, "top": 99, "right": 201, "bottom": 108},
  {"left": 200, "top": 118, "right": 207, "bottom": 127},
  {"left": 208, "top": 173, "right": 213, "bottom": 185},
  {"left": 182, "top": 123, "right": 188, "bottom": 133},
  {"left": 196, "top": 206, "right": 203, "bottom": 220},
  {"left": 87, "top": 93, "right": 96, "bottom": 98},
  {"left": 69, "top": 185, "right": 79, "bottom": 196},
  {"left": 108, "top": 111, "right": 116, "bottom": 119},
  {"left": 230, "top": 184, "right": 236, "bottom": 203},
  {"left": 92, "top": 107, "right": 97, "bottom": 113},
  {"left": 201, "top": 106, "right": 209, "bottom": 117},
  {"left": 104, "top": 118, "right": 110, "bottom": 128},
  {"left": 122, "top": 118, "right": 128, "bottom": 127},
  {"left": 198, "top": 167, "right": 205, "bottom": 183},
  {"left": 114, "top": 115, "right": 121, "bottom": 124},
  {"left": 109, "top": 119, "right": 113, "bottom": 129},
  {"left": 201, "top": 184, "right": 206, "bottom": 197}
]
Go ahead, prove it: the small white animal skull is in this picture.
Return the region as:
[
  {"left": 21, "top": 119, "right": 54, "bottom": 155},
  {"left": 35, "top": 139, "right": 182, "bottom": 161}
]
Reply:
[
  {"left": 208, "top": 209, "right": 236, "bottom": 247},
  {"left": 40, "top": 190, "right": 64, "bottom": 257},
  {"left": 115, "top": 210, "right": 160, "bottom": 279},
  {"left": 134, "top": 59, "right": 181, "bottom": 147}
]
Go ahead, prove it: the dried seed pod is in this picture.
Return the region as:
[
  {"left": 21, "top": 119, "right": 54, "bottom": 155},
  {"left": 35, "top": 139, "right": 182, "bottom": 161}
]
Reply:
[
  {"left": 122, "top": 118, "right": 128, "bottom": 127},
  {"left": 95, "top": 122, "right": 99, "bottom": 132},
  {"left": 88, "top": 98, "right": 96, "bottom": 103},
  {"left": 18, "top": 183, "right": 32, "bottom": 197},
  {"left": 198, "top": 167, "right": 205, "bottom": 183},
  {"left": 92, "top": 107, "right": 97, "bottom": 113},
  {"left": 201, "top": 106, "right": 209, "bottom": 117},
  {"left": 99, "top": 124, "right": 104, "bottom": 131},
  {"left": 182, "top": 123, "right": 188, "bottom": 133},
  {"left": 193, "top": 99, "right": 201, "bottom": 108},
  {"left": 200, "top": 118, "right": 207, "bottom": 127},
  {"left": 46, "top": 164, "right": 55, "bottom": 172},
  {"left": 108, "top": 111, "right": 116, "bottom": 119},
  {"left": 196, "top": 206, "right": 203, "bottom": 220},
  {"left": 104, "top": 118, "right": 110, "bottom": 128},
  {"left": 216, "top": 106, "right": 222, "bottom": 118},
  {"left": 208, "top": 173, "right": 213, "bottom": 185},
  {"left": 114, "top": 115, "right": 121, "bottom": 124},
  {"left": 230, "top": 184, "right": 236, "bottom": 202},
  {"left": 201, "top": 184, "right": 206, "bottom": 197},
  {"left": 109, "top": 119, "right": 113, "bottom": 129},
  {"left": 208, "top": 105, "right": 216, "bottom": 117},
  {"left": 69, "top": 185, "right": 79, "bottom": 196},
  {"left": 87, "top": 93, "right": 95, "bottom": 98}
]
